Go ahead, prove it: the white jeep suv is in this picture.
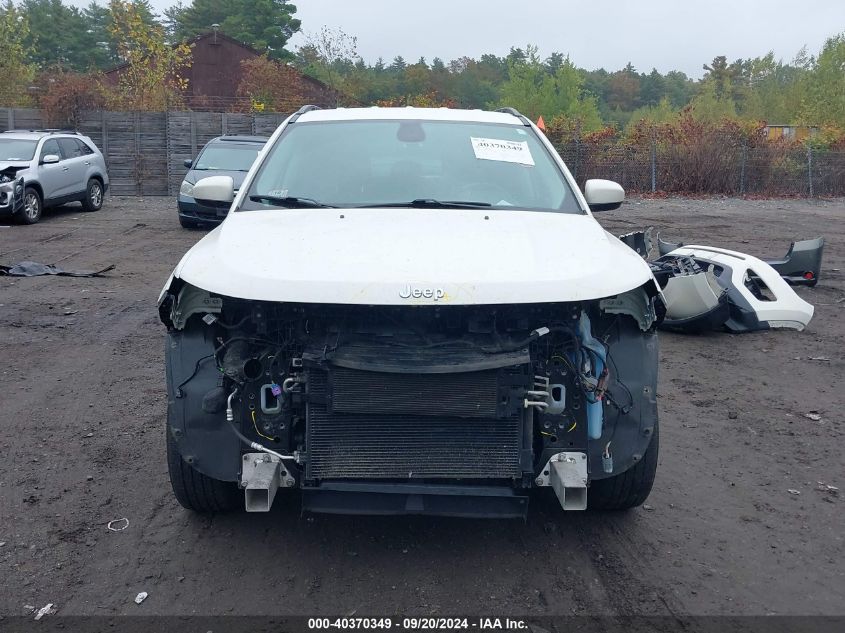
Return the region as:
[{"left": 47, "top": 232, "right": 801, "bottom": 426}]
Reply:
[{"left": 159, "top": 106, "right": 663, "bottom": 519}]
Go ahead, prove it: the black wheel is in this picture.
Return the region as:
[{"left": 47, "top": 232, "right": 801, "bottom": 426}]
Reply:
[
  {"left": 179, "top": 216, "right": 198, "bottom": 229},
  {"left": 166, "top": 426, "right": 241, "bottom": 513},
  {"left": 588, "top": 418, "right": 659, "bottom": 510},
  {"left": 81, "top": 179, "right": 104, "bottom": 212},
  {"left": 20, "top": 187, "right": 42, "bottom": 225}
]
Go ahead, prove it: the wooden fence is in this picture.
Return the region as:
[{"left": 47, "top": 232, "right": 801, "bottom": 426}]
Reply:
[
  {"left": 1, "top": 108, "right": 289, "bottom": 196},
  {"left": 4, "top": 107, "right": 844, "bottom": 197}
]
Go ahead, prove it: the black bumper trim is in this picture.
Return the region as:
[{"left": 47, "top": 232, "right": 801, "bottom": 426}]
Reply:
[{"left": 303, "top": 482, "right": 529, "bottom": 519}]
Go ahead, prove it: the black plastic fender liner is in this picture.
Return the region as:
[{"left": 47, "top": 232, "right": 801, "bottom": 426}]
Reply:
[
  {"left": 587, "top": 316, "right": 659, "bottom": 482},
  {"left": 165, "top": 329, "right": 241, "bottom": 482}
]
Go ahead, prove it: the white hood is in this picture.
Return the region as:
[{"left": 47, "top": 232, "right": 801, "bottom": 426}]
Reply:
[{"left": 171, "top": 208, "right": 655, "bottom": 305}]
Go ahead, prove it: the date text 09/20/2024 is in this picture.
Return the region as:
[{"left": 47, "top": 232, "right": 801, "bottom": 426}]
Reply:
[{"left": 307, "top": 618, "right": 529, "bottom": 630}]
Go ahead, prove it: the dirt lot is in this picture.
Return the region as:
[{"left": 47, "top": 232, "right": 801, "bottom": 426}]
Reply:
[{"left": 0, "top": 196, "right": 843, "bottom": 618}]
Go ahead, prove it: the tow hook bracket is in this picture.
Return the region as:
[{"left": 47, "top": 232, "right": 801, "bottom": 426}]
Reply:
[
  {"left": 241, "top": 453, "right": 294, "bottom": 512},
  {"left": 536, "top": 452, "right": 588, "bottom": 511}
]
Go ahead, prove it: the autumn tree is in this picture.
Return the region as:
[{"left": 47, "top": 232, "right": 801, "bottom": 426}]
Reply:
[
  {"left": 107, "top": 0, "right": 191, "bottom": 110},
  {"left": 297, "top": 26, "right": 358, "bottom": 101},
  {"left": 0, "top": 0, "right": 36, "bottom": 106},
  {"left": 236, "top": 54, "right": 305, "bottom": 112},
  {"left": 36, "top": 70, "right": 106, "bottom": 127},
  {"left": 606, "top": 62, "right": 641, "bottom": 111}
]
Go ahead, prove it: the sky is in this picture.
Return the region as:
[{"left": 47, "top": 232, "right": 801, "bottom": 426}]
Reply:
[{"left": 72, "top": 0, "right": 845, "bottom": 78}]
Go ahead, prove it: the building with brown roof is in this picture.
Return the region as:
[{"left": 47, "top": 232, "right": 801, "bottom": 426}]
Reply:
[{"left": 104, "top": 31, "right": 341, "bottom": 112}]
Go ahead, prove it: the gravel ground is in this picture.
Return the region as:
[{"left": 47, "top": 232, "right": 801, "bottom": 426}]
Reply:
[{"left": 0, "top": 196, "right": 843, "bottom": 618}]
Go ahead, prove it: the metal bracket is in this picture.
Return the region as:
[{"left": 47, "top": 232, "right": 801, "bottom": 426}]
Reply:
[
  {"left": 240, "top": 453, "right": 295, "bottom": 512},
  {"left": 534, "top": 452, "right": 588, "bottom": 511}
]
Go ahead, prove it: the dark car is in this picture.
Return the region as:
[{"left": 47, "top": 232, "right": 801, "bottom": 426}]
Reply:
[{"left": 177, "top": 135, "right": 268, "bottom": 228}]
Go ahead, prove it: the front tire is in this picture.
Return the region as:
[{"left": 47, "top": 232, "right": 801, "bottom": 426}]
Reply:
[
  {"left": 20, "top": 187, "right": 42, "bottom": 225},
  {"left": 81, "top": 179, "right": 104, "bottom": 212},
  {"left": 588, "top": 418, "right": 659, "bottom": 511},
  {"left": 166, "top": 426, "right": 241, "bottom": 513},
  {"left": 178, "top": 216, "right": 198, "bottom": 229}
]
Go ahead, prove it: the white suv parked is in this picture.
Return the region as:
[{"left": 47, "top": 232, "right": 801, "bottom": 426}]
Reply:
[
  {"left": 0, "top": 130, "right": 109, "bottom": 225},
  {"left": 160, "top": 106, "right": 662, "bottom": 518}
]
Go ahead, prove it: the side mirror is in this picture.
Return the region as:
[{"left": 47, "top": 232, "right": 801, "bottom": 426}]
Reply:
[
  {"left": 42, "top": 154, "right": 60, "bottom": 165},
  {"left": 192, "top": 176, "right": 235, "bottom": 207},
  {"left": 584, "top": 179, "right": 625, "bottom": 212},
  {"left": 183, "top": 159, "right": 193, "bottom": 168}
]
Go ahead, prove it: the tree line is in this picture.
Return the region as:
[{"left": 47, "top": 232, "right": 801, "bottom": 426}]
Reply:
[{"left": 1, "top": 0, "right": 843, "bottom": 142}]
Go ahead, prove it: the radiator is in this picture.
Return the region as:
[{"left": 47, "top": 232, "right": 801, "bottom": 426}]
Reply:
[{"left": 305, "top": 368, "right": 525, "bottom": 480}]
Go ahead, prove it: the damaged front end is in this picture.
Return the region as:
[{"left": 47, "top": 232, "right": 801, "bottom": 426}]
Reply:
[
  {"left": 0, "top": 167, "right": 25, "bottom": 218},
  {"left": 160, "top": 279, "right": 663, "bottom": 518}
]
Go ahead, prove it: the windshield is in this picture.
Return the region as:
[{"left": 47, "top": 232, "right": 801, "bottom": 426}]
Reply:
[
  {"left": 194, "top": 143, "right": 263, "bottom": 172},
  {"left": 0, "top": 139, "right": 38, "bottom": 162},
  {"left": 243, "top": 120, "right": 583, "bottom": 213}
]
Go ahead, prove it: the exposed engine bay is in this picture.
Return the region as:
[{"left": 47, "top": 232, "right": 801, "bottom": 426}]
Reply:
[{"left": 160, "top": 281, "right": 661, "bottom": 517}]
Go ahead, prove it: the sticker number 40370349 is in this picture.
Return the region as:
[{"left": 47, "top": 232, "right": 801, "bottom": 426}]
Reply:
[{"left": 470, "top": 137, "right": 535, "bottom": 166}]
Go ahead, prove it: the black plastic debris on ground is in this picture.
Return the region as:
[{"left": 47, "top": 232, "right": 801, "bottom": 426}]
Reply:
[{"left": 0, "top": 261, "right": 116, "bottom": 277}]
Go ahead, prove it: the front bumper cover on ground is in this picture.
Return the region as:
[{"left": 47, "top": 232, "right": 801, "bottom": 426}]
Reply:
[
  {"left": 656, "top": 246, "right": 814, "bottom": 333},
  {"left": 658, "top": 234, "right": 825, "bottom": 287},
  {"left": 617, "top": 228, "right": 816, "bottom": 334}
]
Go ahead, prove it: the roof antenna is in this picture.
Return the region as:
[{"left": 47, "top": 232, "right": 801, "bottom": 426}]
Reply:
[{"left": 211, "top": 23, "right": 219, "bottom": 44}]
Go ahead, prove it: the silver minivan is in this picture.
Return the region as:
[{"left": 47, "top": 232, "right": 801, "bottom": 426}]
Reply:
[{"left": 0, "top": 130, "right": 110, "bottom": 225}]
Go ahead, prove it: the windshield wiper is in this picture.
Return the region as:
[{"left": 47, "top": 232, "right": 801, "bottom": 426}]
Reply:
[
  {"left": 361, "top": 199, "right": 493, "bottom": 209},
  {"left": 195, "top": 168, "right": 249, "bottom": 172},
  {"left": 249, "top": 195, "right": 336, "bottom": 209}
]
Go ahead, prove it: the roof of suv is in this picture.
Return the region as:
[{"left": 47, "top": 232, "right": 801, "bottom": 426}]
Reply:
[
  {"left": 296, "top": 107, "right": 527, "bottom": 126},
  {"left": 1, "top": 130, "right": 82, "bottom": 140},
  {"left": 210, "top": 135, "right": 269, "bottom": 144}
]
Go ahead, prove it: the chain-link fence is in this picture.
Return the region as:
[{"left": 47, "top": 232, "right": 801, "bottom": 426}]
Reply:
[{"left": 555, "top": 141, "right": 845, "bottom": 197}]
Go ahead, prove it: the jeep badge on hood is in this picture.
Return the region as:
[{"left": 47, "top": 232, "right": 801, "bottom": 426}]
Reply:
[{"left": 399, "top": 285, "right": 446, "bottom": 301}]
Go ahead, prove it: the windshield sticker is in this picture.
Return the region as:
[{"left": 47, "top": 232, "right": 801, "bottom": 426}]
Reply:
[{"left": 471, "top": 137, "right": 535, "bottom": 166}]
